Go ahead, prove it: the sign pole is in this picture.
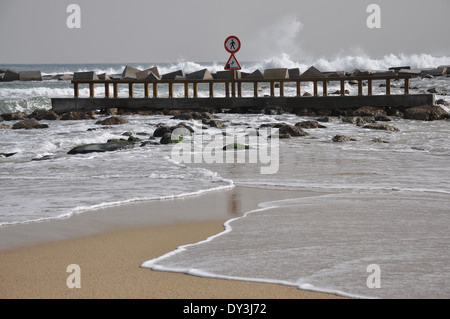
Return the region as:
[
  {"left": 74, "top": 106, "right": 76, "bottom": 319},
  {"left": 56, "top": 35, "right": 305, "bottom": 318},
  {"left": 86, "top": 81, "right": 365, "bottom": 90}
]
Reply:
[{"left": 224, "top": 35, "right": 241, "bottom": 98}]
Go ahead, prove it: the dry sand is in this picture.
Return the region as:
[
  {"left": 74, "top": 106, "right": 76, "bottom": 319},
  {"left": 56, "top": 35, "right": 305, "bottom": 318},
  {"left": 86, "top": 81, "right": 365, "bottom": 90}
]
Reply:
[{"left": 0, "top": 186, "right": 347, "bottom": 299}]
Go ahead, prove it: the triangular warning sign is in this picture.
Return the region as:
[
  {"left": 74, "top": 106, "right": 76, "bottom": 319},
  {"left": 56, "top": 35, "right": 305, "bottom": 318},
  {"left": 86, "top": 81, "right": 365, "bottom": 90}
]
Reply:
[{"left": 224, "top": 54, "right": 241, "bottom": 70}]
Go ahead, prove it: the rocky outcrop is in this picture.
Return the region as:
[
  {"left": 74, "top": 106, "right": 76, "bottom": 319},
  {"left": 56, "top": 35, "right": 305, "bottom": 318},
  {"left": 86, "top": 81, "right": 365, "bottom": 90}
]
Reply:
[
  {"left": 273, "top": 123, "right": 309, "bottom": 138},
  {"left": 95, "top": 116, "right": 129, "bottom": 125},
  {"left": 1, "top": 111, "right": 28, "bottom": 121},
  {"left": 12, "top": 119, "right": 49, "bottom": 130},
  {"left": 352, "top": 106, "right": 386, "bottom": 117},
  {"left": 403, "top": 105, "right": 449, "bottom": 121}
]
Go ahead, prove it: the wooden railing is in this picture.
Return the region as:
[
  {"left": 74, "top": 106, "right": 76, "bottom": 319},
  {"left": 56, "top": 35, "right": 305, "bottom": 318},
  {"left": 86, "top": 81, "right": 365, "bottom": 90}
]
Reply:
[{"left": 71, "top": 75, "right": 413, "bottom": 99}]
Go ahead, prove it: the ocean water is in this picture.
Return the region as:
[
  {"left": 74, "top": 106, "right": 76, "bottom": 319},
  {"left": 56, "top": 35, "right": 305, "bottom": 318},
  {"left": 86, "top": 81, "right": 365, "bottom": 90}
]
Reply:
[{"left": 1, "top": 54, "right": 450, "bottom": 298}]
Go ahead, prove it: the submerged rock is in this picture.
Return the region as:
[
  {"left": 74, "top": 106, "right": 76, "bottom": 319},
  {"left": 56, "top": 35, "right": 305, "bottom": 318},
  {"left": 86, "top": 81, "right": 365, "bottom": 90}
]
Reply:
[
  {"left": 273, "top": 123, "right": 309, "bottom": 137},
  {"left": 61, "top": 111, "right": 95, "bottom": 120},
  {"left": 67, "top": 140, "right": 134, "bottom": 154},
  {"left": 95, "top": 116, "right": 129, "bottom": 125},
  {"left": 332, "top": 135, "right": 356, "bottom": 142},
  {"left": 12, "top": 119, "right": 48, "bottom": 130},
  {"left": 295, "top": 120, "right": 327, "bottom": 129},
  {"left": 362, "top": 123, "right": 400, "bottom": 132}
]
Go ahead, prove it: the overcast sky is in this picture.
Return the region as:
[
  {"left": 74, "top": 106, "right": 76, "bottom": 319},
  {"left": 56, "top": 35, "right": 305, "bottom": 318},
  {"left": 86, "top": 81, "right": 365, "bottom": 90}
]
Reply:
[{"left": 1, "top": 0, "right": 449, "bottom": 64}]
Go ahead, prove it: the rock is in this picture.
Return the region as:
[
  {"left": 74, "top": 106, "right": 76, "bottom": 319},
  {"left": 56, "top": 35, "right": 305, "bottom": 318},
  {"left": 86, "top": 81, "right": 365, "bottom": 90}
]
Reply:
[
  {"left": 121, "top": 66, "right": 141, "bottom": 80},
  {"left": 427, "top": 87, "right": 446, "bottom": 95},
  {"left": 19, "top": 71, "right": 42, "bottom": 81},
  {"left": 1, "top": 111, "right": 28, "bottom": 121},
  {"left": 340, "top": 116, "right": 375, "bottom": 125},
  {"left": 403, "top": 105, "right": 449, "bottom": 121},
  {"left": 372, "top": 138, "right": 389, "bottom": 143},
  {"left": 303, "top": 92, "right": 312, "bottom": 97},
  {"left": 332, "top": 135, "right": 356, "bottom": 142},
  {"left": 60, "top": 111, "right": 95, "bottom": 120},
  {"left": 315, "top": 116, "right": 333, "bottom": 123},
  {"left": 300, "top": 66, "right": 326, "bottom": 78},
  {"left": 105, "top": 108, "right": 118, "bottom": 116},
  {"left": 204, "top": 119, "right": 225, "bottom": 128},
  {"left": 187, "top": 69, "right": 214, "bottom": 80},
  {"left": 0, "top": 124, "right": 11, "bottom": 129},
  {"left": 263, "top": 105, "right": 283, "bottom": 115},
  {"left": 0, "top": 152, "right": 16, "bottom": 157},
  {"left": 172, "top": 112, "right": 219, "bottom": 122},
  {"left": 68, "top": 141, "right": 134, "bottom": 154},
  {"left": 388, "top": 66, "right": 411, "bottom": 71},
  {"left": 273, "top": 123, "right": 309, "bottom": 137},
  {"left": 397, "top": 69, "right": 421, "bottom": 77},
  {"left": 264, "top": 68, "right": 289, "bottom": 79},
  {"left": 436, "top": 99, "right": 449, "bottom": 106},
  {"left": 374, "top": 115, "right": 393, "bottom": 122},
  {"left": 73, "top": 71, "right": 99, "bottom": 81},
  {"left": 295, "top": 120, "right": 327, "bottom": 129},
  {"left": 352, "top": 106, "right": 386, "bottom": 117},
  {"left": 160, "top": 132, "right": 185, "bottom": 144},
  {"left": 1, "top": 70, "right": 20, "bottom": 81},
  {"left": 12, "top": 119, "right": 49, "bottom": 130},
  {"left": 140, "top": 141, "right": 160, "bottom": 147},
  {"left": 223, "top": 143, "right": 250, "bottom": 150},
  {"left": 421, "top": 68, "right": 447, "bottom": 77},
  {"left": 29, "top": 109, "right": 60, "bottom": 120},
  {"left": 153, "top": 125, "right": 172, "bottom": 137},
  {"left": 95, "top": 116, "right": 129, "bottom": 125},
  {"left": 362, "top": 123, "right": 400, "bottom": 132}
]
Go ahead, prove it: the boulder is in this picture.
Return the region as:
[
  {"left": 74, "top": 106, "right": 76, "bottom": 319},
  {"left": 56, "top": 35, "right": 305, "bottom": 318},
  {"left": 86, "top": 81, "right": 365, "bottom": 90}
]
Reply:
[
  {"left": 121, "top": 66, "right": 141, "bottom": 80},
  {"left": 153, "top": 125, "right": 172, "bottom": 137},
  {"left": 204, "top": 119, "right": 225, "bottom": 128},
  {"left": 403, "top": 105, "right": 449, "bottom": 121},
  {"left": 12, "top": 119, "right": 49, "bottom": 130},
  {"left": 0, "top": 124, "right": 11, "bottom": 129},
  {"left": 1, "top": 70, "right": 20, "bottom": 81},
  {"left": 29, "top": 109, "right": 60, "bottom": 120},
  {"left": 435, "top": 99, "right": 449, "bottom": 107},
  {"left": 427, "top": 87, "right": 446, "bottom": 95},
  {"left": 162, "top": 70, "right": 185, "bottom": 80},
  {"left": 60, "top": 111, "right": 96, "bottom": 120},
  {"left": 243, "top": 69, "right": 264, "bottom": 79},
  {"left": 1, "top": 111, "right": 28, "bottom": 121},
  {"left": 73, "top": 71, "right": 99, "bottom": 81},
  {"left": 352, "top": 106, "right": 386, "bottom": 117},
  {"left": 362, "top": 123, "right": 400, "bottom": 132},
  {"left": 19, "top": 71, "right": 42, "bottom": 81},
  {"left": 273, "top": 123, "right": 309, "bottom": 137},
  {"left": 332, "top": 135, "right": 356, "bottom": 142},
  {"left": 187, "top": 69, "right": 214, "bottom": 80},
  {"left": 264, "top": 68, "right": 289, "bottom": 79},
  {"left": 95, "top": 116, "right": 129, "bottom": 125},
  {"left": 68, "top": 141, "right": 134, "bottom": 154},
  {"left": 171, "top": 112, "right": 219, "bottom": 121},
  {"left": 295, "top": 120, "right": 327, "bottom": 129}
]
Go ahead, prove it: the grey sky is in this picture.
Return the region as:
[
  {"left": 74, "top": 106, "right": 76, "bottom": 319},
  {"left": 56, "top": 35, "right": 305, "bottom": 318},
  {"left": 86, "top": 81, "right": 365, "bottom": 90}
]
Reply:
[{"left": 0, "top": 0, "right": 449, "bottom": 64}]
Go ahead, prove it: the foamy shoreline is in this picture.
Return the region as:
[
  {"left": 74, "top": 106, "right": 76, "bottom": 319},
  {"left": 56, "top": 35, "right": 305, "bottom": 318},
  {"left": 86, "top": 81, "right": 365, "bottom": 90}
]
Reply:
[{"left": 0, "top": 185, "right": 346, "bottom": 299}]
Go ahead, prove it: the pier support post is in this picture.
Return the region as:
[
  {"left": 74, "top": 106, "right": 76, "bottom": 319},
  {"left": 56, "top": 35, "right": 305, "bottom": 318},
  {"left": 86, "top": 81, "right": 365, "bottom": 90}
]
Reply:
[
  {"left": 89, "top": 83, "right": 94, "bottom": 98},
  {"left": 386, "top": 79, "right": 391, "bottom": 95},
  {"left": 169, "top": 82, "right": 174, "bottom": 98},
  {"left": 74, "top": 83, "right": 79, "bottom": 98},
  {"left": 313, "top": 81, "right": 318, "bottom": 96},
  {"left": 368, "top": 79, "right": 373, "bottom": 96},
  {"left": 296, "top": 81, "right": 301, "bottom": 97},
  {"left": 153, "top": 83, "right": 158, "bottom": 98},
  {"left": 322, "top": 81, "right": 328, "bottom": 96},
  {"left": 404, "top": 78, "right": 410, "bottom": 94},
  {"left": 128, "top": 83, "right": 134, "bottom": 98},
  {"left": 184, "top": 82, "right": 189, "bottom": 98},
  {"left": 254, "top": 82, "right": 258, "bottom": 97},
  {"left": 105, "top": 83, "right": 110, "bottom": 98},
  {"left": 340, "top": 80, "right": 345, "bottom": 96},
  {"left": 113, "top": 83, "right": 118, "bottom": 98},
  {"left": 144, "top": 82, "right": 149, "bottom": 98}
]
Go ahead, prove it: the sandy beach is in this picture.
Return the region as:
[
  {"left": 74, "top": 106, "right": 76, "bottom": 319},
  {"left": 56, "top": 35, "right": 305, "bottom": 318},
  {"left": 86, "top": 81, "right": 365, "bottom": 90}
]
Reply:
[{"left": 0, "top": 186, "right": 346, "bottom": 299}]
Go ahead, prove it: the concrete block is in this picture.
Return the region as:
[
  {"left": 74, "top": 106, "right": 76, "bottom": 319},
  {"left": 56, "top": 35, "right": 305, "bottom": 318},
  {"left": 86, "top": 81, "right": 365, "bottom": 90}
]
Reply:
[
  {"left": 136, "top": 67, "right": 160, "bottom": 80},
  {"left": 351, "top": 69, "right": 372, "bottom": 76},
  {"left": 398, "top": 69, "right": 421, "bottom": 77},
  {"left": 264, "top": 68, "right": 289, "bottom": 79},
  {"left": 371, "top": 70, "right": 396, "bottom": 76},
  {"left": 1, "top": 69, "right": 20, "bottom": 81},
  {"left": 243, "top": 69, "right": 264, "bottom": 79},
  {"left": 121, "top": 66, "right": 141, "bottom": 80},
  {"left": 58, "top": 74, "right": 74, "bottom": 81},
  {"left": 324, "top": 71, "right": 346, "bottom": 77},
  {"left": 300, "top": 66, "right": 326, "bottom": 78},
  {"left": 187, "top": 69, "right": 214, "bottom": 80},
  {"left": 19, "top": 71, "right": 42, "bottom": 81},
  {"left": 73, "top": 71, "right": 99, "bottom": 81},
  {"left": 389, "top": 66, "right": 411, "bottom": 71},
  {"left": 214, "top": 70, "right": 241, "bottom": 79},
  {"left": 98, "top": 73, "right": 111, "bottom": 80},
  {"left": 288, "top": 68, "right": 301, "bottom": 78},
  {"left": 421, "top": 68, "right": 447, "bottom": 77},
  {"left": 162, "top": 70, "right": 185, "bottom": 80}
]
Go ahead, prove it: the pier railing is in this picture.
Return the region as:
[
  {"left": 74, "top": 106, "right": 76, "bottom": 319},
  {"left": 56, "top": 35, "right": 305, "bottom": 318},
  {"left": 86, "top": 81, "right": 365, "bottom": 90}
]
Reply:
[{"left": 71, "top": 75, "right": 413, "bottom": 99}]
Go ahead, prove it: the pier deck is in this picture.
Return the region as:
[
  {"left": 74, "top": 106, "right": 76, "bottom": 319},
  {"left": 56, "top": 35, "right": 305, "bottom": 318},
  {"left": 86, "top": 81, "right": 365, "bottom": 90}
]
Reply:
[{"left": 51, "top": 75, "right": 435, "bottom": 114}]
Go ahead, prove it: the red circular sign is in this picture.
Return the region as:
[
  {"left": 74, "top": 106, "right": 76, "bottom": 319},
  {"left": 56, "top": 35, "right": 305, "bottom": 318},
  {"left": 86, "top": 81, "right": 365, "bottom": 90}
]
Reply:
[{"left": 224, "top": 36, "right": 241, "bottom": 54}]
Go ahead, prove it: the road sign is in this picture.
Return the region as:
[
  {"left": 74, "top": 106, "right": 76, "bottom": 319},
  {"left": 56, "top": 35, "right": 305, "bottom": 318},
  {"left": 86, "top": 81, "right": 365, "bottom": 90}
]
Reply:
[
  {"left": 224, "top": 54, "right": 241, "bottom": 70},
  {"left": 224, "top": 35, "right": 241, "bottom": 54}
]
